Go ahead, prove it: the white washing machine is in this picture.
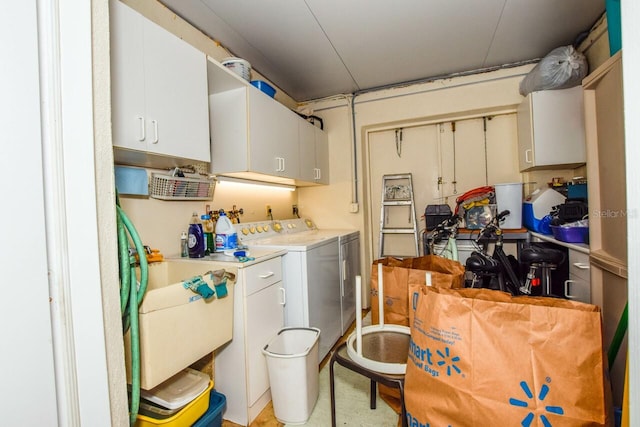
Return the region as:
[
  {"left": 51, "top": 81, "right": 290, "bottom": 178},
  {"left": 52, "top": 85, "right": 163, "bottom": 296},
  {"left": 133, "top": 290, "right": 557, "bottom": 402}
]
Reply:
[{"left": 235, "top": 219, "right": 345, "bottom": 361}]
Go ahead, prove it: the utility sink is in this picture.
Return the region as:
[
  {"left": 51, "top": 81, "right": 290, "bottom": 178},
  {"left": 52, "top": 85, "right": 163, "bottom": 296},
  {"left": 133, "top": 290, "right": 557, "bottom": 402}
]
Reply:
[{"left": 124, "top": 260, "right": 237, "bottom": 390}]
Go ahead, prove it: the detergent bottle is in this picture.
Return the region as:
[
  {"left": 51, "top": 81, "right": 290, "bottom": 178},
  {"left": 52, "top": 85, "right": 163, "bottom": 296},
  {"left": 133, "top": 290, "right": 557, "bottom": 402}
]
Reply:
[
  {"left": 201, "top": 213, "right": 215, "bottom": 255},
  {"left": 215, "top": 210, "right": 237, "bottom": 252},
  {"left": 188, "top": 212, "right": 205, "bottom": 258}
]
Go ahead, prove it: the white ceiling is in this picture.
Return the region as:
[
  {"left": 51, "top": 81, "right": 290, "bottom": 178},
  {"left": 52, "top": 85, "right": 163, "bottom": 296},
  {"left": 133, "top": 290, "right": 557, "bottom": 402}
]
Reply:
[{"left": 159, "top": 0, "right": 605, "bottom": 102}]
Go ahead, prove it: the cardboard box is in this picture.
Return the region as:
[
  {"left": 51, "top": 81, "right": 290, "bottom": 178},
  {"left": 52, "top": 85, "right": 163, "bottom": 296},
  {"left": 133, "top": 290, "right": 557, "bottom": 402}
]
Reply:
[{"left": 125, "top": 261, "right": 236, "bottom": 390}]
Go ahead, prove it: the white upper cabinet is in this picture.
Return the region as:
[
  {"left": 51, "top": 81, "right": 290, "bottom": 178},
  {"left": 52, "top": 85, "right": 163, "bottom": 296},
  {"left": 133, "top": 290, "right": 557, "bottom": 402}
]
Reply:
[
  {"left": 209, "top": 60, "right": 329, "bottom": 186},
  {"left": 516, "top": 86, "right": 586, "bottom": 172},
  {"left": 110, "top": 0, "right": 210, "bottom": 167},
  {"left": 298, "top": 120, "right": 329, "bottom": 185},
  {"left": 247, "top": 87, "right": 299, "bottom": 178}
]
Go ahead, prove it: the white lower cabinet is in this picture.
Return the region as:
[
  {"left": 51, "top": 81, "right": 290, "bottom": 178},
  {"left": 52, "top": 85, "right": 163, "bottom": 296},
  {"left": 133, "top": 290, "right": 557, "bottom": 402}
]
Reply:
[
  {"left": 214, "top": 256, "right": 284, "bottom": 426},
  {"left": 564, "top": 249, "right": 591, "bottom": 303}
]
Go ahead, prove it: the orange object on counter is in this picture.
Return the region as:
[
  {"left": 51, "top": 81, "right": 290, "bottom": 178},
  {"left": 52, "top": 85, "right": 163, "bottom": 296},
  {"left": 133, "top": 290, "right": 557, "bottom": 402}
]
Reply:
[{"left": 134, "top": 247, "right": 164, "bottom": 264}]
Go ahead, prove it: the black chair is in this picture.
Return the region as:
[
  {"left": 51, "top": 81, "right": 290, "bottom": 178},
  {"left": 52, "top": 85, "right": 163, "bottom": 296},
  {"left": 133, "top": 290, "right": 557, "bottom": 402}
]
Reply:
[{"left": 329, "top": 340, "right": 408, "bottom": 427}]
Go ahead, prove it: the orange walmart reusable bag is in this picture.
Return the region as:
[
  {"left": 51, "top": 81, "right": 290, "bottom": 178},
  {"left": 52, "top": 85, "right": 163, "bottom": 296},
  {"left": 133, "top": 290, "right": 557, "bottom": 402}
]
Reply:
[
  {"left": 371, "top": 255, "right": 465, "bottom": 326},
  {"left": 404, "top": 286, "right": 613, "bottom": 426},
  {"left": 370, "top": 256, "right": 465, "bottom": 419}
]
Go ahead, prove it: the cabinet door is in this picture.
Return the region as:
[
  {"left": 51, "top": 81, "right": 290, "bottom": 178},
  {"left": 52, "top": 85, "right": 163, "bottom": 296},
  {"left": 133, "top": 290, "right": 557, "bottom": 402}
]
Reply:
[
  {"left": 110, "top": 0, "right": 146, "bottom": 151},
  {"left": 564, "top": 275, "right": 590, "bottom": 303},
  {"left": 249, "top": 87, "right": 298, "bottom": 177},
  {"left": 517, "top": 86, "right": 585, "bottom": 171},
  {"left": 298, "top": 120, "right": 316, "bottom": 182},
  {"left": 143, "top": 15, "right": 209, "bottom": 161},
  {"left": 298, "top": 122, "right": 330, "bottom": 184},
  {"left": 516, "top": 96, "right": 534, "bottom": 171},
  {"left": 246, "top": 282, "right": 284, "bottom": 406},
  {"left": 314, "top": 126, "right": 330, "bottom": 184}
]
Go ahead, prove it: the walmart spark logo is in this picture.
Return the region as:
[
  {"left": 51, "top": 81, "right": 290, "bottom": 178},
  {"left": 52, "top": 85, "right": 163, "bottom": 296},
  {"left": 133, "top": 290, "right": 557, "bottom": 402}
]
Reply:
[
  {"left": 509, "top": 380, "right": 564, "bottom": 426},
  {"left": 436, "top": 347, "right": 461, "bottom": 376}
]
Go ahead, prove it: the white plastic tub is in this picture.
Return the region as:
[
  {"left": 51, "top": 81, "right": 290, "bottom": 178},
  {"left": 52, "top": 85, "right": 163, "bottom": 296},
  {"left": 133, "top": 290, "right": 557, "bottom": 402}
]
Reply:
[
  {"left": 262, "top": 327, "right": 321, "bottom": 424},
  {"left": 494, "top": 182, "right": 523, "bottom": 229},
  {"left": 124, "top": 261, "right": 236, "bottom": 390}
]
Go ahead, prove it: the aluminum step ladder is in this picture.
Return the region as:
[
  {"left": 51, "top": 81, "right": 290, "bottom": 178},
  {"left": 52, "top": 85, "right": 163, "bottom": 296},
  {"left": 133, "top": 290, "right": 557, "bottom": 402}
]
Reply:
[{"left": 378, "top": 173, "right": 419, "bottom": 258}]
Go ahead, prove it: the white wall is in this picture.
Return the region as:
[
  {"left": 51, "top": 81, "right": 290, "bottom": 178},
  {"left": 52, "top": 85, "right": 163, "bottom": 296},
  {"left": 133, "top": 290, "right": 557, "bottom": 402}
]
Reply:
[
  {"left": 299, "top": 65, "right": 538, "bottom": 304},
  {"left": 118, "top": 178, "right": 297, "bottom": 258}
]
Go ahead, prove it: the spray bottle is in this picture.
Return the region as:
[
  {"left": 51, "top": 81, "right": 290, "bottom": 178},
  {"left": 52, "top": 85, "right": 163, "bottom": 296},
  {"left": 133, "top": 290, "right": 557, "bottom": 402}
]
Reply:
[{"left": 201, "top": 213, "right": 215, "bottom": 255}]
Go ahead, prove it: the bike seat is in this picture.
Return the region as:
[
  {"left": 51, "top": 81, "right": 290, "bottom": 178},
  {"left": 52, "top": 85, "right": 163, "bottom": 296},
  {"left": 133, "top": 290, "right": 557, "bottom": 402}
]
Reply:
[
  {"left": 520, "top": 246, "right": 564, "bottom": 265},
  {"left": 465, "top": 251, "right": 501, "bottom": 273}
]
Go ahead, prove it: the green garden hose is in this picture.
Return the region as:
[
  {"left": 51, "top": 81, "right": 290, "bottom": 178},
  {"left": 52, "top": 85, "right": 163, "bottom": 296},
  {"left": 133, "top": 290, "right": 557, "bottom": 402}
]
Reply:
[
  {"left": 607, "top": 301, "right": 628, "bottom": 370},
  {"left": 116, "top": 197, "right": 148, "bottom": 425}
]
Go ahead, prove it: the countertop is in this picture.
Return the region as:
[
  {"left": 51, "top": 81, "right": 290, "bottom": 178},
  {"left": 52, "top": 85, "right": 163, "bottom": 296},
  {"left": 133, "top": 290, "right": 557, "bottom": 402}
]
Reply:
[
  {"left": 167, "top": 247, "right": 287, "bottom": 267},
  {"left": 529, "top": 231, "right": 590, "bottom": 254}
]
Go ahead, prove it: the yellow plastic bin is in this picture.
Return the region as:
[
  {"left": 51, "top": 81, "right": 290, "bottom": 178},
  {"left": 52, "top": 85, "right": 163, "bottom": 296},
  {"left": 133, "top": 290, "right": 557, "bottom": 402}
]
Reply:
[{"left": 135, "top": 369, "right": 213, "bottom": 427}]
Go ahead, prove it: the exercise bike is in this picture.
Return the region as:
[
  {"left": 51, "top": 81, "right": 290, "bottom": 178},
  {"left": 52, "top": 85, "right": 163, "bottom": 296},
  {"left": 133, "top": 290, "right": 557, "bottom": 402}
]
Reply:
[
  {"left": 465, "top": 210, "right": 565, "bottom": 296},
  {"left": 424, "top": 215, "right": 462, "bottom": 261}
]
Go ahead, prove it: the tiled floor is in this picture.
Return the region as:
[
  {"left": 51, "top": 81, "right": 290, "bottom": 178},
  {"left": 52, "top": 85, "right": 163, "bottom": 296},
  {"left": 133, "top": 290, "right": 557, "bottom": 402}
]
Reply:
[{"left": 221, "top": 310, "right": 368, "bottom": 427}]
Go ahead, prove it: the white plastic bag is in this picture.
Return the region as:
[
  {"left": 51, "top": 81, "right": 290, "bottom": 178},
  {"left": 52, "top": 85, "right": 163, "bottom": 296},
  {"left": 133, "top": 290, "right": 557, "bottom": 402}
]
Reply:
[{"left": 519, "top": 45, "right": 588, "bottom": 96}]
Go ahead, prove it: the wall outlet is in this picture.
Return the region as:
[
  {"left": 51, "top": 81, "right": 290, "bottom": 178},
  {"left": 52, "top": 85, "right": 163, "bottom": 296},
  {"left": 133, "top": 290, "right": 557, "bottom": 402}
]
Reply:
[
  {"left": 266, "top": 204, "right": 272, "bottom": 217},
  {"left": 349, "top": 203, "right": 359, "bottom": 213},
  {"left": 292, "top": 204, "right": 298, "bottom": 216}
]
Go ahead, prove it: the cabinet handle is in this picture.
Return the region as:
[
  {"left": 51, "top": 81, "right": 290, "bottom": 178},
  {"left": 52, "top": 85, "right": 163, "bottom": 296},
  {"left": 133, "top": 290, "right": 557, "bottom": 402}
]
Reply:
[
  {"left": 137, "top": 116, "right": 145, "bottom": 141},
  {"left": 525, "top": 149, "right": 532, "bottom": 164},
  {"left": 315, "top": 168, "right": 321, "bottom": 180},
  {"left": 564, "top": 279, "right": 577, "bottom": 299},
  {"left": 341, "top": 259, "right": 347, "bottom": 297},
  {"left": 275, "top": 157, "right": 283, "bottom": 172},
  {"left": 281, "top": 157, "right": 285, "bottom": 172},
  {"left": 573, "top": 262, "right": 590, "bottom": 270},
  {"left": 259, "top": 272, "right": 275, "bottom": 279},
  {"left": 150, "top": 120, "right": 159, "bottom": 144},
  {"left": 279, "top": 287, "right": 286, "bottom": 305}
]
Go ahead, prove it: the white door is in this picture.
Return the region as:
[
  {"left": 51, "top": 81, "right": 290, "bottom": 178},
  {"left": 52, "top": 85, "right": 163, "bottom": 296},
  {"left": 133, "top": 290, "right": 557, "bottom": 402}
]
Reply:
[
  {"left": 369, "top": 125, "right": 441, "bottom": 257},
  {"left": 2, "top": 5, "right": 58, "bottom": 424},
  {"left": 368, "top": 115, "right": 520, "bottom": 258},
  {"left": 2, "top": 2, "right": 114, "bottom": 425}
]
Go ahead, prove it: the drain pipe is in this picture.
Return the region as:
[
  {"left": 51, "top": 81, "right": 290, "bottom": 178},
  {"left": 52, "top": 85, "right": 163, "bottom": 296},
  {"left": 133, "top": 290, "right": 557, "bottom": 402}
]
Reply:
[{"left": 350, "top": 94, "right": 359, "bottom": 210}]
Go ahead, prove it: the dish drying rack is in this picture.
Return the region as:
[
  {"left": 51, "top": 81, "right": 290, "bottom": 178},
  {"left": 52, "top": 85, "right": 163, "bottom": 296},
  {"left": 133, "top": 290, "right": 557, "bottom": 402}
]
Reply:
[{"left": 150, "top": 172, "right": 215, "bottom": 201}]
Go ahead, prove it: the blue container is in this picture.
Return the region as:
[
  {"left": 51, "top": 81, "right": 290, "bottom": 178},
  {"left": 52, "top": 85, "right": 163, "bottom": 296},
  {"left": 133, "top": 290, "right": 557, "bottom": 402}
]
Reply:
[
  {"left": 250, "top": 80, "right": 276, "bottom": 98},
  {"left": 550, "top": 225, "right": 589, "bottom": 243},
  {"left": 193, "top": 390, "right": 226, "bottom": 427},
  {"left": 606, "top": 0, "right": 621, "bottom": 55}
]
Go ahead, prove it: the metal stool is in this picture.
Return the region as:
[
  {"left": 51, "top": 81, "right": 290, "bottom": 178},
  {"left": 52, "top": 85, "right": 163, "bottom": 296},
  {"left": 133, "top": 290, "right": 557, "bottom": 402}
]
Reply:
[
  {"left": 520, "top": 246, "right": 565, "bottom": 296},
  {"left": 330, "top": 340, "right": 408, "bottom": 427}
]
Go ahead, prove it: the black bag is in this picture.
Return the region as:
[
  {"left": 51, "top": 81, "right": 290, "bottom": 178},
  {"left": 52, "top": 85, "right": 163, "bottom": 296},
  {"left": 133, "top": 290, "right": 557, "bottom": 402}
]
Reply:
[
  {"left": 424, "top": 204, "right": 453, "bottom": 231},
  {"left": 557, "top": 198, "right": 588, "bottom": 223}
]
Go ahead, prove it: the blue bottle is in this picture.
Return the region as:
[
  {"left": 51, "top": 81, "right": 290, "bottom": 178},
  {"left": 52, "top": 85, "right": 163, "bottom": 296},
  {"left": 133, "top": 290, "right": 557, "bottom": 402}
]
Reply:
[{"left": 188, "top": 212, "right": 205, "bottom": 258}]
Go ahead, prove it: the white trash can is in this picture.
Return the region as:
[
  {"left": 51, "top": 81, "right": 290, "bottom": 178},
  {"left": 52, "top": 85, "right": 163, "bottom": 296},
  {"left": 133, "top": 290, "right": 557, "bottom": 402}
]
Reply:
[
  {"left": 262, "top": 327, "right": 321, "bottom": 425},
  {"left": 494, "top": 182, "right": 523, "bottom": 229}
]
